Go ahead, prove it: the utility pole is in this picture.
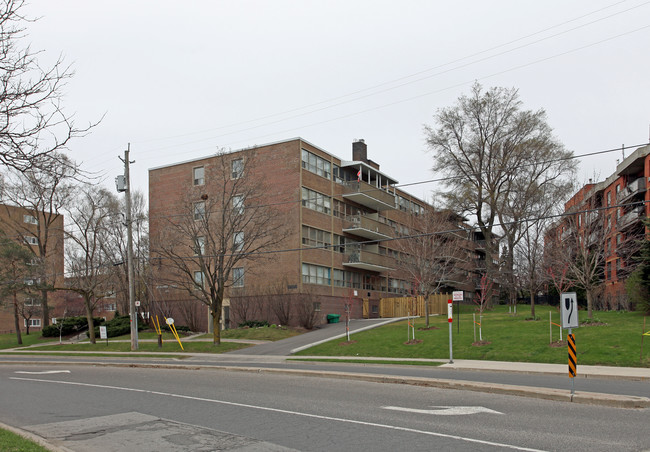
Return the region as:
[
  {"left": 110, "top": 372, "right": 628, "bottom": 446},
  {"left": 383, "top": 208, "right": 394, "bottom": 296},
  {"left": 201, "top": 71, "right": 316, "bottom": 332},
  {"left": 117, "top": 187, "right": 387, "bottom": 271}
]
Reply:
[{"left": 118, "top": 144, "right": 138, "bottom": 350}]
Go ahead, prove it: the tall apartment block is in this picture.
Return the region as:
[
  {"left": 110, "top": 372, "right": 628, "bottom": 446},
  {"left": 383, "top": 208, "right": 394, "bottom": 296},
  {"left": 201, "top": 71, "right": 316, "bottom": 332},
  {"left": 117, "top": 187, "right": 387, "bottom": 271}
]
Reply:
[
  {"left": 562, "top": 144, "right": 649, "bottom": 306},
  {"left": 0, "top": 204, "right": 64, "bottom": 333},
  {"left": 149, "top": 138, "right": 477, "bottom": 330}
]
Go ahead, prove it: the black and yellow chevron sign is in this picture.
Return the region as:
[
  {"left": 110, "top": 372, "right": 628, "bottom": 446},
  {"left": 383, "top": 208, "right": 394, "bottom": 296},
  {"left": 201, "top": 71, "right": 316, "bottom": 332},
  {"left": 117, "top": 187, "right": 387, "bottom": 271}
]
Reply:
[{"left": 568, "top": 333, "right": 577, "bottom": 378}]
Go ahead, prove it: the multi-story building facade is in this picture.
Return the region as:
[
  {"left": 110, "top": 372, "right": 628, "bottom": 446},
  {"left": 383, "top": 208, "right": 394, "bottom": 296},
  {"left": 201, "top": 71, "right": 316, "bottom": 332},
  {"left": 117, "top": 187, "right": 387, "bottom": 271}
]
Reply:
[
  {"left": 149, "top": 138, "right": 477, "bottom": 330},
  {"left": 559, "top": 144, "right": 649, "bottom": 306},
  {"left": 0, "top": 204, "right": 65, "bottom": 333}
]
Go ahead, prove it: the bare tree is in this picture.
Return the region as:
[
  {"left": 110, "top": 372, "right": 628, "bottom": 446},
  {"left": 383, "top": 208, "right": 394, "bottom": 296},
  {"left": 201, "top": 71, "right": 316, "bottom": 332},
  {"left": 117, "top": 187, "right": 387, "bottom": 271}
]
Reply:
[
  {"left": 152, "top": 149, "right": 288, "bottom": 344},
  {"left": 1, "top": 153, "right": 76, "bottom": 326},
  {"left": 396, "top": 207, "right": 464, "bottom": 327},
  {"left": 424, "top": 82, "right": 574, "bottom": 301},
  {"left": 0, "top": 0, "right": 95, "bottom": 172},
  {"left": 64, "top": 186, "right": 117, "bottom": 343},
  {"left": 103, "top": 189, "right": 149, "bottom": 315},
  {"left": 268, "top": 278, "right": 292, "bottom": 326},
  {"left": 295, "top": 290, "right": 320, "bottom": 330},
  {"left": 515, "top": 217, "right": 550, "bottom": 318},
  {"left": 0, "top": 233, "right": 33, "bottom": 344}
]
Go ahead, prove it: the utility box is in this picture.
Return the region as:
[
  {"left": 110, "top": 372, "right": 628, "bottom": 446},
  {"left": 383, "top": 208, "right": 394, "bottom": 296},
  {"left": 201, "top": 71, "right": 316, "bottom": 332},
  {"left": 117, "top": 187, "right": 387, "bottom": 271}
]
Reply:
[{"left": 115, "top": 175, "right": 127, "bottom": 192}]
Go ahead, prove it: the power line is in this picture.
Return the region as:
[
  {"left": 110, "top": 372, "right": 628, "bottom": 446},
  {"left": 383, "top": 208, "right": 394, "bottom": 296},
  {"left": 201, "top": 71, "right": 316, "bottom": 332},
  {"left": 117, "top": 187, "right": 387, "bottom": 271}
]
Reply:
[{"left": 147, "top": 142, "right": 650, "bottom": 221}]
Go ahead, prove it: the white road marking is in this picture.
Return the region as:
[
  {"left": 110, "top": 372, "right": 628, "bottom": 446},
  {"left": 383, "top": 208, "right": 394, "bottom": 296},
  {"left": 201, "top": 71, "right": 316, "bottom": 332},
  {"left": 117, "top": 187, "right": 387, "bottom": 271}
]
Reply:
[
  {"left": 10, "top": 376, "right": 545, "bottom": 452},
  {"left": 14, "top": 370, "right": 71, "bottom": 375},
  {"left": 383, "top": 405, "right": 503, "bottom": 416}
]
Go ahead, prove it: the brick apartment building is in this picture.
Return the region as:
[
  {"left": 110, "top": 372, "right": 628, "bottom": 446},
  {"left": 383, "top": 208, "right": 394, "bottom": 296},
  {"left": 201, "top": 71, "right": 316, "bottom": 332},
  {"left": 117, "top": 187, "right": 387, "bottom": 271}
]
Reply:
[
  {"left": 0, "top": 204, "right": 65, "bottom": 334},
  {"left": 559, "top": 143, "right": 649, "bottom": 306},
  {"left": 149, "top": 138, "right": 479, "bottom": 331}
]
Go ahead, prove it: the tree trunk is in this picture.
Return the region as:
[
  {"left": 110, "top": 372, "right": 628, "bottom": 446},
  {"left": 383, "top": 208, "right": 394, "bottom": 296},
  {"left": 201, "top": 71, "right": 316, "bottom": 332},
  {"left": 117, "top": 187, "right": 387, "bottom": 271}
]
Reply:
[
  {"left": 530, "top": 292, "right": 535, "bottom": 318},
  {"left": 41, "top": 288, "right": 50, "bottom": 327},
  {"left": 85, "top": 300, "right": 96, "bottom": 344},
  {"left": 211, "top": 306, "right": 221, "bottom": 345},
  {"left": 586, "top": 290, "right": 593, "bottom": 320},
  {"left": 13, "top": 292, "right": 22, "bottom": 345},
  {"left": 424, "top": 295, "right": 430, "bottom": 327}
]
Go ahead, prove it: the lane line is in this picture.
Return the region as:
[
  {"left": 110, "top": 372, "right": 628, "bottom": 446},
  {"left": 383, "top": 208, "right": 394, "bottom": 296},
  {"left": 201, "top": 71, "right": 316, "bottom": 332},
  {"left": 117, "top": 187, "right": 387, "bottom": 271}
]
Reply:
[
  {"left": 10, "top": 376, "right": 546, "bottom": 451},
  {"left": 14, "top": 370, "right": 71, "bottom": 375}
]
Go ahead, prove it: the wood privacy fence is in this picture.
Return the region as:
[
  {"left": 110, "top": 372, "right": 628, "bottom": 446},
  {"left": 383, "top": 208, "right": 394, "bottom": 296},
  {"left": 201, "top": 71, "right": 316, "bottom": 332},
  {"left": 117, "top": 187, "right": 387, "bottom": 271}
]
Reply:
[{"left": 379, "top": 293, "right": 451, "bottom": 318}]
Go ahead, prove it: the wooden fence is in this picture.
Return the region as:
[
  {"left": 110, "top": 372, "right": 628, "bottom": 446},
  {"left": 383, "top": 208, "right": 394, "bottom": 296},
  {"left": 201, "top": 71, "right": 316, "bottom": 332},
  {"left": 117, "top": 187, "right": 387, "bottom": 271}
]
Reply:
[{"left": 379, "top": 293, "right": 451, "bottom": 318}]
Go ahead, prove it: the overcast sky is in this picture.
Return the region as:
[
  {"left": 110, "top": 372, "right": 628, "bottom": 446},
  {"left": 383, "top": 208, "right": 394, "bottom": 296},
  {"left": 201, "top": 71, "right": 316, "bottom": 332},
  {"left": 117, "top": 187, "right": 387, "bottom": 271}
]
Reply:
[{"left": 23, "top": 0, "right": 650, "bottom": 202}]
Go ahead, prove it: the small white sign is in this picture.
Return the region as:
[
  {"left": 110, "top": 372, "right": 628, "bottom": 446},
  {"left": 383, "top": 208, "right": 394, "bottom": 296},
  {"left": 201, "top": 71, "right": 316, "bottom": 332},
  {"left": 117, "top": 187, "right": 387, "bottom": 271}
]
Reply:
[
  {"left": 452, "top": 291, "right": 463, "bottom": 301},
  {"left": 447, "top": 301, "right": 453, "bottom": 322},
  {"left": 560, "top": 292, "right": 579, "bottom": 329},
  {"left": 135, "top": 300, "right": 141, "bottom": 307},
  {"left": 99, "top": 326, "right": 107, "bottom": 339}
]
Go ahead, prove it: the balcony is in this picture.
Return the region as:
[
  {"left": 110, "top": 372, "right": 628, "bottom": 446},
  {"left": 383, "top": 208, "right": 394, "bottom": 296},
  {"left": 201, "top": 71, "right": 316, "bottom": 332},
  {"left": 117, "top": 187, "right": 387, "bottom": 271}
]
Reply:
[
  {"left": 343, "top": 247, "right": 393, "bottom": 272},
  {"left": 617, "top": 205, "right": 645, "bottom": 231},
  {"left": 342, "top": 180, "right": 396, "bottom": 211},
  {"left": 617, "top": 177, "right": 646, "bottom": 204},
  {"left": 342, "top": 214, "right": 393, "bottom": 240}
]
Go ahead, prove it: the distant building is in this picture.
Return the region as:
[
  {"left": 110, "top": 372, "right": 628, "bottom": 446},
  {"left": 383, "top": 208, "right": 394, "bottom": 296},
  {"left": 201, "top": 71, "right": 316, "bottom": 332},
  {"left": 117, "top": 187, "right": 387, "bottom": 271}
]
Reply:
[
  {"left": 0, "top": 204, "right": 64, "bottom": 334},
  {"left": 557, "top": 144, "right": 649, "bottom": 306},
  {"left": 149, "top": 138, "right": 484, "bottom": 330}
]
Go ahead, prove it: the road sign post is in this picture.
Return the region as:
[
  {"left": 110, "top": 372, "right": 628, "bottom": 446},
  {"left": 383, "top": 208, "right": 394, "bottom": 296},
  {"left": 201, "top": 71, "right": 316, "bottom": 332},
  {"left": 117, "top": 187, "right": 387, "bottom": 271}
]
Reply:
[
  {"left": 561, "top": 292, "right": 579, "bottom": 398},
  {"left": 448, "top": 299, "right": 453, "bottom": 364}
]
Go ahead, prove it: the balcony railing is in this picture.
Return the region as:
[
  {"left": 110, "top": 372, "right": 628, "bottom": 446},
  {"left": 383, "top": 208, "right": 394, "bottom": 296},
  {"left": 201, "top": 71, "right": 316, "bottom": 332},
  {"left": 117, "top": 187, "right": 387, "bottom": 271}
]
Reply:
[
  {"left": 617, "top": 177, "right": 646, "bottom": 204},
  {"left": 343, "top": 248, "right": 393, "bottom": 272},
  {"left": 617, "top": 205, "right": 645, "bottom": 230},
  {"left": 342, "top": 181, "right": 396, "bottom": 211},
  {"left": 342, "top": 214, "right": 393, "bottom": 240}
]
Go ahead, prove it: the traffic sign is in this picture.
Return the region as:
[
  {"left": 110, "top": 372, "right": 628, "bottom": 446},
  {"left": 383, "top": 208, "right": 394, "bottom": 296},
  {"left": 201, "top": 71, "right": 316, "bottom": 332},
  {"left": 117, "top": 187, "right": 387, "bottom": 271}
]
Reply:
[
  {"left": 560, "top": 292, "right": 579, "bottom": 329},
  {"left": 568, "top": 333, "right": 577, "bottom": 378},
  {"left": 447, "top": 300, "right": 453, "bottom": 323},
  {"left": 452, "top": 291, "right": 463, "bottom": 301}
]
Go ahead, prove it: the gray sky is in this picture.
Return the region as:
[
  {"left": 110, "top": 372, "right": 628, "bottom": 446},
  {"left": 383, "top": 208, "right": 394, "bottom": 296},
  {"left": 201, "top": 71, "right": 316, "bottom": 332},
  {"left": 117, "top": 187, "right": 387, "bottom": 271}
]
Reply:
[{"left": 24, "top": 0, "right": 650, "bottom": 202}]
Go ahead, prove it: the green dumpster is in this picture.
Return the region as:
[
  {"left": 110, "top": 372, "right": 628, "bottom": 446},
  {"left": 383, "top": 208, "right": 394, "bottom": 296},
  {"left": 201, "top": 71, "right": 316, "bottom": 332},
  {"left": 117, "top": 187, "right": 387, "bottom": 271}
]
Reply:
[{"left": 326, "top": 314, "right": 340, "bottom": 324}]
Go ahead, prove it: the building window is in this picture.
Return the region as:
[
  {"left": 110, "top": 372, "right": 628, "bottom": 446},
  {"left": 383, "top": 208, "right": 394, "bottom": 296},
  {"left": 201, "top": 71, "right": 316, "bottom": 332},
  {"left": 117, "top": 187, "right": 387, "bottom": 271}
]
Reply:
[
  {"left": 233, "top": 231, "right": 244, "bottom": 252},
  {"left": 231, "top": 158, "right": 244, "bottom": 179},
  {"left": 302, "top": 263, "right": 331, "bottom": 286},
  {"left": 193, "top": 271, "right": 204, "bottom": 288},
  {"left": 105, "top": 303, "right": 116, "bottom": 312},
  {"left": 23, "top": 214, "right": 38, "bottom": 224},
  {"left": 24, "top": 319, "right": 41, "bottom": 328},
  {"left": 607, "top": 191, "right": 611, "bottom": 206},
  {"left": 193, "top": 166, "right": 205, "bottom": 186},
  {"left": 301, "top": 187, "right": 331, "bottom": 214},
  {"left": 24, "top": 298, "right": 41, "bottom": 306},
  {"left": 194, "top": 201, "right": 205, "bottom": 220},
  {"left": 301, "top": 149, "right": 331, "bottom": 179},
  {"left": 194, "top": 236, "right": 205, "bottom": 255},
  {"left": 24, "top": 236, "right": 38, "bottom": 246},
  {"left": 313, "top": 302, "right": 321, "bottom": 312},
  {"left": 233, "top": 194, "right": 245, "bottom": 214},
  {"left": 232, "top": 267, "right": 244, "bottom": 287},
  {"left": 302, "top": 226, "right": 331, "bottom": 248}
]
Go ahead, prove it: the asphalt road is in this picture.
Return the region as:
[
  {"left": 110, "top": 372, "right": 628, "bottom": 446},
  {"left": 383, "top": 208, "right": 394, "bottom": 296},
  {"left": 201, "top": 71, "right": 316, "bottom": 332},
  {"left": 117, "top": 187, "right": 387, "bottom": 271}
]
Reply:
[
  {"left": 2, "top": 353, "right": 648, "bottom": 399},
  {"left": 1, "top": 364, "right": 648, "bottom": 452}
]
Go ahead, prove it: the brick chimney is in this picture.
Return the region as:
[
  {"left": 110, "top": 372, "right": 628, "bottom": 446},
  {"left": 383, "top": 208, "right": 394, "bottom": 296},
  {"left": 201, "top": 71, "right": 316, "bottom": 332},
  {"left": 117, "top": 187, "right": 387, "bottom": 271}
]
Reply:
[{"left": 352, "top": 139, "right": 368, "bottom": 163}]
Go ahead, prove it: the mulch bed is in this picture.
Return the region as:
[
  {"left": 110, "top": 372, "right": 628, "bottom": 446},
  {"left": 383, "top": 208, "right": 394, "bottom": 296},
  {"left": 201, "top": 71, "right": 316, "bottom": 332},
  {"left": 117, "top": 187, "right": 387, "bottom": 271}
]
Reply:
[
  {"left": 338, "top": 340, "right": 357, "bottom": 346},
  {"left": 472, "top": 340, "right": 491, "bottom": 346},
  {"left": 417, "top": 326, "right": 439, "bottom": 331},
  {"left": 549, "top": 340, "right": 567, "bottom": 348},
  {"left": 404, "top": 339, "right": 423, "bottom": 345}
]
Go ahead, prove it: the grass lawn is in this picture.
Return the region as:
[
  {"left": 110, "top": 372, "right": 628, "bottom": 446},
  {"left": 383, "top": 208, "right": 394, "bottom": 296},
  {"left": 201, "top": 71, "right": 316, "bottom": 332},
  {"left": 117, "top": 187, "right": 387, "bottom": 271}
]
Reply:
[
  {"left": 0, "top": 428, "right": 49, "bottom": 452},
  {"left": 296, "top": 305, "right": 650, "bottom": 368},
  {"left": 215, "top": 326, "right": 303, "bottom": 341},
  {"left": 0, "top": 332, "right": 57, "bottom": 350}
]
